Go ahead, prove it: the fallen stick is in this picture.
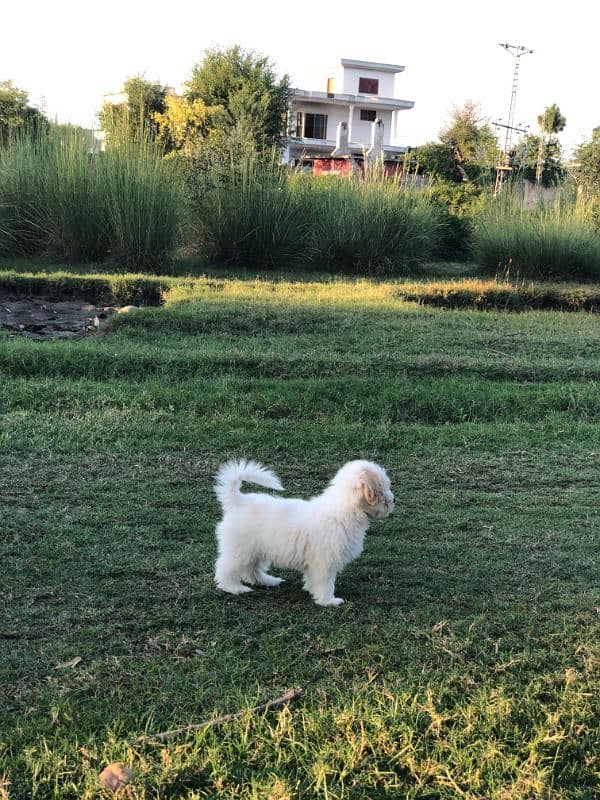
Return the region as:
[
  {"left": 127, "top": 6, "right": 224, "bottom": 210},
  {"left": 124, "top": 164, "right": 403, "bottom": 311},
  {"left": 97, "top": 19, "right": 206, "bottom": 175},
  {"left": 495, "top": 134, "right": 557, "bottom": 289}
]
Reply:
[{"left": 129, "top": 688, "right": 304, "bottom": 745}]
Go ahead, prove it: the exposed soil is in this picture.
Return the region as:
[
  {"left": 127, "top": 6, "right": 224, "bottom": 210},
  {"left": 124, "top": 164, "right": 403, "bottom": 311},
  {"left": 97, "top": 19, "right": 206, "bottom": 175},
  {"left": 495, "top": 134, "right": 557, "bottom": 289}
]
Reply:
[{"left": 0, "top": 295, "right": 127, "bottom": 340}]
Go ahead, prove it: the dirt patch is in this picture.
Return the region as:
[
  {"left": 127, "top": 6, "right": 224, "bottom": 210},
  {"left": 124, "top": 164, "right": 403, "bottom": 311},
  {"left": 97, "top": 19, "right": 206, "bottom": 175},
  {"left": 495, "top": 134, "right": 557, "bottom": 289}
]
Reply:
[{"left": 0, "top": 295, "right": 134, "bottom": 340}]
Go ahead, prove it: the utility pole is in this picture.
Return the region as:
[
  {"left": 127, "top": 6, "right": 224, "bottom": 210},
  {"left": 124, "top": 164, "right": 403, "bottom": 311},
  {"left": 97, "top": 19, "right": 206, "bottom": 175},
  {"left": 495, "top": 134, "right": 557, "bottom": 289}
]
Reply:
[
  {"left": 493, "top": 43, "right": 533, "bottom": 196},
  {"left": 535, "top": 135, "right": 545, "bottom": 185}
]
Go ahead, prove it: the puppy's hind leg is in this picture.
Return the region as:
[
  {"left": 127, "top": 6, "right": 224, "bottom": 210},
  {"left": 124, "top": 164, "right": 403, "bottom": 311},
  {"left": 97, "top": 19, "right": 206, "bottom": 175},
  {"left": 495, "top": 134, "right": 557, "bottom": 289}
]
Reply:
[{"left": 254, "top": 561, "right": 284, "bottom": 587}]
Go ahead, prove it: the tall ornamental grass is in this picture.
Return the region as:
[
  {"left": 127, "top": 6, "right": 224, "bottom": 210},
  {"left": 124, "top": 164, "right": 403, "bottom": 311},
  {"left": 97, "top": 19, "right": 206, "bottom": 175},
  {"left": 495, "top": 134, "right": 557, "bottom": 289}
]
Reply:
[
  {"left": 191, "top": 158, "right": 445, "bottom": 273},
  {"left": 473, "top": 195, "right": 600, "bottom": 280},
  {"left": 192, "top": 154, "right": 303, "bottom": 269},
  {"left": 294, "top": 174, "right": 445, "bottom": 274},
  {"left": 101, "top": 135, "right": 186, "bottom": 270},
  {"left": 0, "top": 130, "right": 186, "bottom": 269}
]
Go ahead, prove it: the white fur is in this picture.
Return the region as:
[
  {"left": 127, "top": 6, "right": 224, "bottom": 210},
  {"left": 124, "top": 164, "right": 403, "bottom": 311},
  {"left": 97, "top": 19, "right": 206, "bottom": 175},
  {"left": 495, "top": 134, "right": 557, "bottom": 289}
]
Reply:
[{"left": 214, "top": 459, "right": 394, "bottom": 606}]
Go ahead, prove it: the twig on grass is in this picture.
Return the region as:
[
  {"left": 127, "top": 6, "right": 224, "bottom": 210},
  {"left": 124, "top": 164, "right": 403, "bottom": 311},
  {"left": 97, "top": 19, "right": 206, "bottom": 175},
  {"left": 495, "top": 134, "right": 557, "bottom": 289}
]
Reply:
[{"left": 129, "top": 688, "right": 304, "bottom": 745}]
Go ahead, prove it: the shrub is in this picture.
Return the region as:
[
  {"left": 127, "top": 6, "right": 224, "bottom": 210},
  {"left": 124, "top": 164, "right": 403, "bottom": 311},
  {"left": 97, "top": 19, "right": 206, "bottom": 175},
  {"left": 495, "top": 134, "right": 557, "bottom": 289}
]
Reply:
[
  {"left": 100, "top": 135, "right": 186, "bottom": 270},
  {"left": 426, "top": 180, "right": 484, "bottom": 260}
]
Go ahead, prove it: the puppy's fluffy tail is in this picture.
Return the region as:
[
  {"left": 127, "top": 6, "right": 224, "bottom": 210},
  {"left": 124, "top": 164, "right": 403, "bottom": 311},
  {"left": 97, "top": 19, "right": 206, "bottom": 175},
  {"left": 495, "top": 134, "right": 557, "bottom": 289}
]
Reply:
[{"left": 214, "top": 459, "right": 284, "bottom": 511}]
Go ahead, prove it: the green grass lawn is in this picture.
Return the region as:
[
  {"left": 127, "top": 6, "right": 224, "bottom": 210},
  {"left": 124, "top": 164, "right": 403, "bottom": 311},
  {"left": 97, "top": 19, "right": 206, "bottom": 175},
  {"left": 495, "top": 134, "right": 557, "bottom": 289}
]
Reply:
[{"left": 1, "top": 267, "right": 599, "bottom": 799}]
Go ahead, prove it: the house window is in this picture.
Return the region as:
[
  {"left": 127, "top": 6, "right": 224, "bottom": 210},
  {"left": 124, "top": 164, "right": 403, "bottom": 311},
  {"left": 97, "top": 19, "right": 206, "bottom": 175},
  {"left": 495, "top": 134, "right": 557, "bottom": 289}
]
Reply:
[
  {"left": 303, "top": 113, "right": 328, "bottom": 139},
  {"left": 360, "top": 109, "right": 377, "bottom": 122},
  {"left": 358, "top": 77, "right": 379, "bottom": 95}
]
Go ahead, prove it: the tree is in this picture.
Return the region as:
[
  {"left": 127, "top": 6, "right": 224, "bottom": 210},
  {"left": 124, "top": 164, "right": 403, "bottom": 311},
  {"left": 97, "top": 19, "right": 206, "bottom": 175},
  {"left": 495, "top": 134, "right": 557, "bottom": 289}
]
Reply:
[
  {"left": 411, "top": 102, "right": 498, "bottom": 183},
  {"left": 514, "top": 134, "right": 565, "bottom": 186},
  {"left": 573, "top": 127, "right": 600, "bottom": 187},
  {"left": 185, "top": 46, "right": 292, "bottom": 150},
  {"left": 537, "top": 103, "right": 567, "bottom": 137},
  {"left": 409, "top": 142, "right": 464, "bottom": 182},
  {"left": 535, "top": 103, "right": 566, "bottom": 184},
  {"left": 153, "top": 95, "right": 226, "bottom": 155},
  {"left": 439, "top": 101, "right": 499, "bottom": 181},
  {"left": 99, "top": 75, "right": 168, "bottom": 142},
  {"left": 0, "top": 80, "right": 47, "bottom": 145}
]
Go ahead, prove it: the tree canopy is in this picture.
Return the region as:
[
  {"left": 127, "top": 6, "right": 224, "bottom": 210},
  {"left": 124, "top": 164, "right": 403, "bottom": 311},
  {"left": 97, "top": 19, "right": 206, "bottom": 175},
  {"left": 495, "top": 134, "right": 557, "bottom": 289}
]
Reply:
[
  {"left": 99, "top": 75, "right": 168, "bottom": 141},
  {"left": 513, "top": 134, "right": 565, "bottom": 186},
  {"left": 439, "top": 102, "right": 499, "bottom": 177},
  {"left": 411, "top": 102, "right": 499, "bottom": 183},
  {"left": 537, "top": 103, "right": 567, "bottom": 136},
  {"left": 0, "top": 80, "right": 47, "bottom": 145},
  {"left": 573, "top": 127, "right": 600, "bottom": 187},
  {"left": 153, "top": 95, "right": 227, "bottom": 155},
  {"left": 185, "top": 46, "right": 292, "bottom": 149}
]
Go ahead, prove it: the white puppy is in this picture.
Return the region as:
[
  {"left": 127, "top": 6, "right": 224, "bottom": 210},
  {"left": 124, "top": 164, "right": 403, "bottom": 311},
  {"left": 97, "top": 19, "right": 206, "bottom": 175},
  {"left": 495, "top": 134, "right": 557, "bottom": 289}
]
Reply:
[{"left": 214, "top": 459, "right": 394, "bottom": 606}]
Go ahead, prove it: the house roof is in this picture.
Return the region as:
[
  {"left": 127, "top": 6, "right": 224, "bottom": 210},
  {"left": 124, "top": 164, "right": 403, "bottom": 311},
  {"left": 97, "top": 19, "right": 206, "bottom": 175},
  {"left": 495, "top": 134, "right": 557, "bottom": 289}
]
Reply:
[
  {"left": 340, "top": 59, "right": 405, "bottom": 73},
  {"left": 291, "top": 89, "right": 414, "bottom": 111}
]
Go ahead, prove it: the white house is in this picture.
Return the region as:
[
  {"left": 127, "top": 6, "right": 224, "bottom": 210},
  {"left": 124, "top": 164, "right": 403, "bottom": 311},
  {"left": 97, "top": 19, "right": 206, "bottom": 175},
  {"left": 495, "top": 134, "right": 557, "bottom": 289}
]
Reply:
[{"left": 284, "top": 58, "right": 414, "bottom": 171}]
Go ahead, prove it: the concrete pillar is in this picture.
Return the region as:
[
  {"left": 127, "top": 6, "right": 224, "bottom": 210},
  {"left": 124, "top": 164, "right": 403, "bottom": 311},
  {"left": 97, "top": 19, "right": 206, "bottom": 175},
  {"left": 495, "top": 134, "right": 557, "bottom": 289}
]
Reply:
[
  {"left": 367, "top": 118, "right": 384, "bottom": 162},
  {"left": 347, "top": 104, "right": 354, "bottom": 144},
  {"left": 332, "top": 121, "right": 349, "bottom": 156}
]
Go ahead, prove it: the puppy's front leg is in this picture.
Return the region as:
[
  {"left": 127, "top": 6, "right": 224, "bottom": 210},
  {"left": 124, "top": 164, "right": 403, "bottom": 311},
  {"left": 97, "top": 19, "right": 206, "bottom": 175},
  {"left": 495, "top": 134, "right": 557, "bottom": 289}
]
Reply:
[{"left": 305, "top": 567, "right": 344, "bottom": 607}]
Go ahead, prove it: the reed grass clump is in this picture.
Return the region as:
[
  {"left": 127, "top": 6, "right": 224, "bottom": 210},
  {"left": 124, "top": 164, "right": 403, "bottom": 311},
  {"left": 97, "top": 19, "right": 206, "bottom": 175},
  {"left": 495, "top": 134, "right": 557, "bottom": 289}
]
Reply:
[
  {"left": 294, "top": 174, "right": 445, "bottom": 274},
  {"left": 190, "top": 159, "right": 445, "bottom": 273},
  {"left": 473, "top": 195, "right": 600, "bottom": 279},
  {"left": 0, "top": 129, "right": 186, "bottom": 269},
  {"left": 192, "top": 154, "right": 304, "bottom": 269}
]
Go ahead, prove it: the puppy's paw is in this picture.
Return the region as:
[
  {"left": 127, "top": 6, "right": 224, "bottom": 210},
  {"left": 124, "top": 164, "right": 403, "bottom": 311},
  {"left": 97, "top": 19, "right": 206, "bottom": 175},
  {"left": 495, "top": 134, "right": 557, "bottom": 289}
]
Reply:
[
  {"left": 216, "top": 583, "right": 253, "bottom": 595},
  {"left": 314, "top": 596, "right": 345, "bottom": 607},
  {"left": 255, "top": 572, "right": 285, "bottom": 587}
]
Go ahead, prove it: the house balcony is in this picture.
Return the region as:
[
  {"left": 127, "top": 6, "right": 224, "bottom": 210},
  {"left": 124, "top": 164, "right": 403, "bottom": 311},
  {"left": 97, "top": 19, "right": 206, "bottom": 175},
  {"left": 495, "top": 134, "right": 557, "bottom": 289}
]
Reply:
[{"left": 288, "top": 136, "right": 408, "bottom": 157}]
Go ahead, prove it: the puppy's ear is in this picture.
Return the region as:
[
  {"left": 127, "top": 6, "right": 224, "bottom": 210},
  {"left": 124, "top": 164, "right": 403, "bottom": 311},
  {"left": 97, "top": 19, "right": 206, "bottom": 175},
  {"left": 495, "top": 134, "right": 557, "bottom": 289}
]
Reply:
[{"left": 355, "top": 468, "right": 380, "bottom": 505}]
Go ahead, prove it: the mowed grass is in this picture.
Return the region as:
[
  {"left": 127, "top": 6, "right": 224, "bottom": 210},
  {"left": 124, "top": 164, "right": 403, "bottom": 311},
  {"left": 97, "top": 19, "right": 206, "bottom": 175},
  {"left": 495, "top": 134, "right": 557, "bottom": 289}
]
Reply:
[{"left": 1, "top": 273, "right": 599, "bottom": 799}]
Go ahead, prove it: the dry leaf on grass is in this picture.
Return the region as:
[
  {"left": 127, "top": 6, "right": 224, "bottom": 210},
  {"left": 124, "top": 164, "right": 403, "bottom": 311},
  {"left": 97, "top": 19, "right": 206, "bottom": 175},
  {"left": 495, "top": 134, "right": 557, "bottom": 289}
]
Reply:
[
  {"left": 98, "top": 762, "right": 134, "bottom": 792},
  {"left": 54, "top": 656, "right": 82, "bottom": 669}
]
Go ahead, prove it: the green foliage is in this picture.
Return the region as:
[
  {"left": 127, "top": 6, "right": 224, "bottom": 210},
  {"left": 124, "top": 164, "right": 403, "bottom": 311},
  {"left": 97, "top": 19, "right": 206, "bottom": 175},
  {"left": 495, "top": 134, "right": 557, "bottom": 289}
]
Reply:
[
  {"left": 426, "top": 180, "right": 484, "bottom": 259},
  {"left": 192, "top": 153, "right": 304, "bottom": 269},
  {"left": 0, "top": 130, "right": 186, "bottom": 268},
  {"left": 295, "top": 175, "right": 444, "bottom": 274},
  {"left": 190, "top": 159, "right": 445, "bottom": 273},
  {"left": 396, "top": 275, "right": 600, "bottom": 311},
  {"left": 573, "top": 126, "right": 600, "bottom": 187},
  {"left": 513, "top": 134, "right": 565, "bottom": 186},
  {"left": 473, "top": 196, "right": 600, "bottom": 279},
  {"left": 409, "top": 142, "right": 462, "bottom": 182},
  {"left": 537, "top": 102, "right": 567, "bottom": 135},
  {"left": 185, "top": 45, "right": 292, "bottom": 149},
  {"left": 153, "top": 94, "right": 227, "bottom": 155},
  {"left": 0, "top": 269, "right": 174, "bottom": 304},
  {"left": 99, "top": 75, "right": 168, "bottom": 143},
  {"left": 0, "top": 79, "right": 48, "bottom": 146},
  {"left": 439, "top": 101, "right": 499, "bottom": 182},
  {"left": 410, "top": 103, "right": 498, "bottom": 185}
]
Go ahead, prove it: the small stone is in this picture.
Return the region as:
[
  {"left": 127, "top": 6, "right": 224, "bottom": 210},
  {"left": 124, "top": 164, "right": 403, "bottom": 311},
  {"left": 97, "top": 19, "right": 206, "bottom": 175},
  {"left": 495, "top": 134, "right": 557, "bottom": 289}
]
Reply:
[
  {"left": 117, "top": 305, "right": 138, "bottom": 314},
  {"left": 98, "top": 762, "right": 134, "bottom": 792}
]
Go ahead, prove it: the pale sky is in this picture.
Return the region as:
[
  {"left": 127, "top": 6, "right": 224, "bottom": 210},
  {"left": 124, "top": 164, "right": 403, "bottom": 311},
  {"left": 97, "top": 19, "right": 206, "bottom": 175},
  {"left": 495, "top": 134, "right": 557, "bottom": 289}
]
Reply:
[{"left": 2, "top": 0, "right": 598, "bottom": 156}]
